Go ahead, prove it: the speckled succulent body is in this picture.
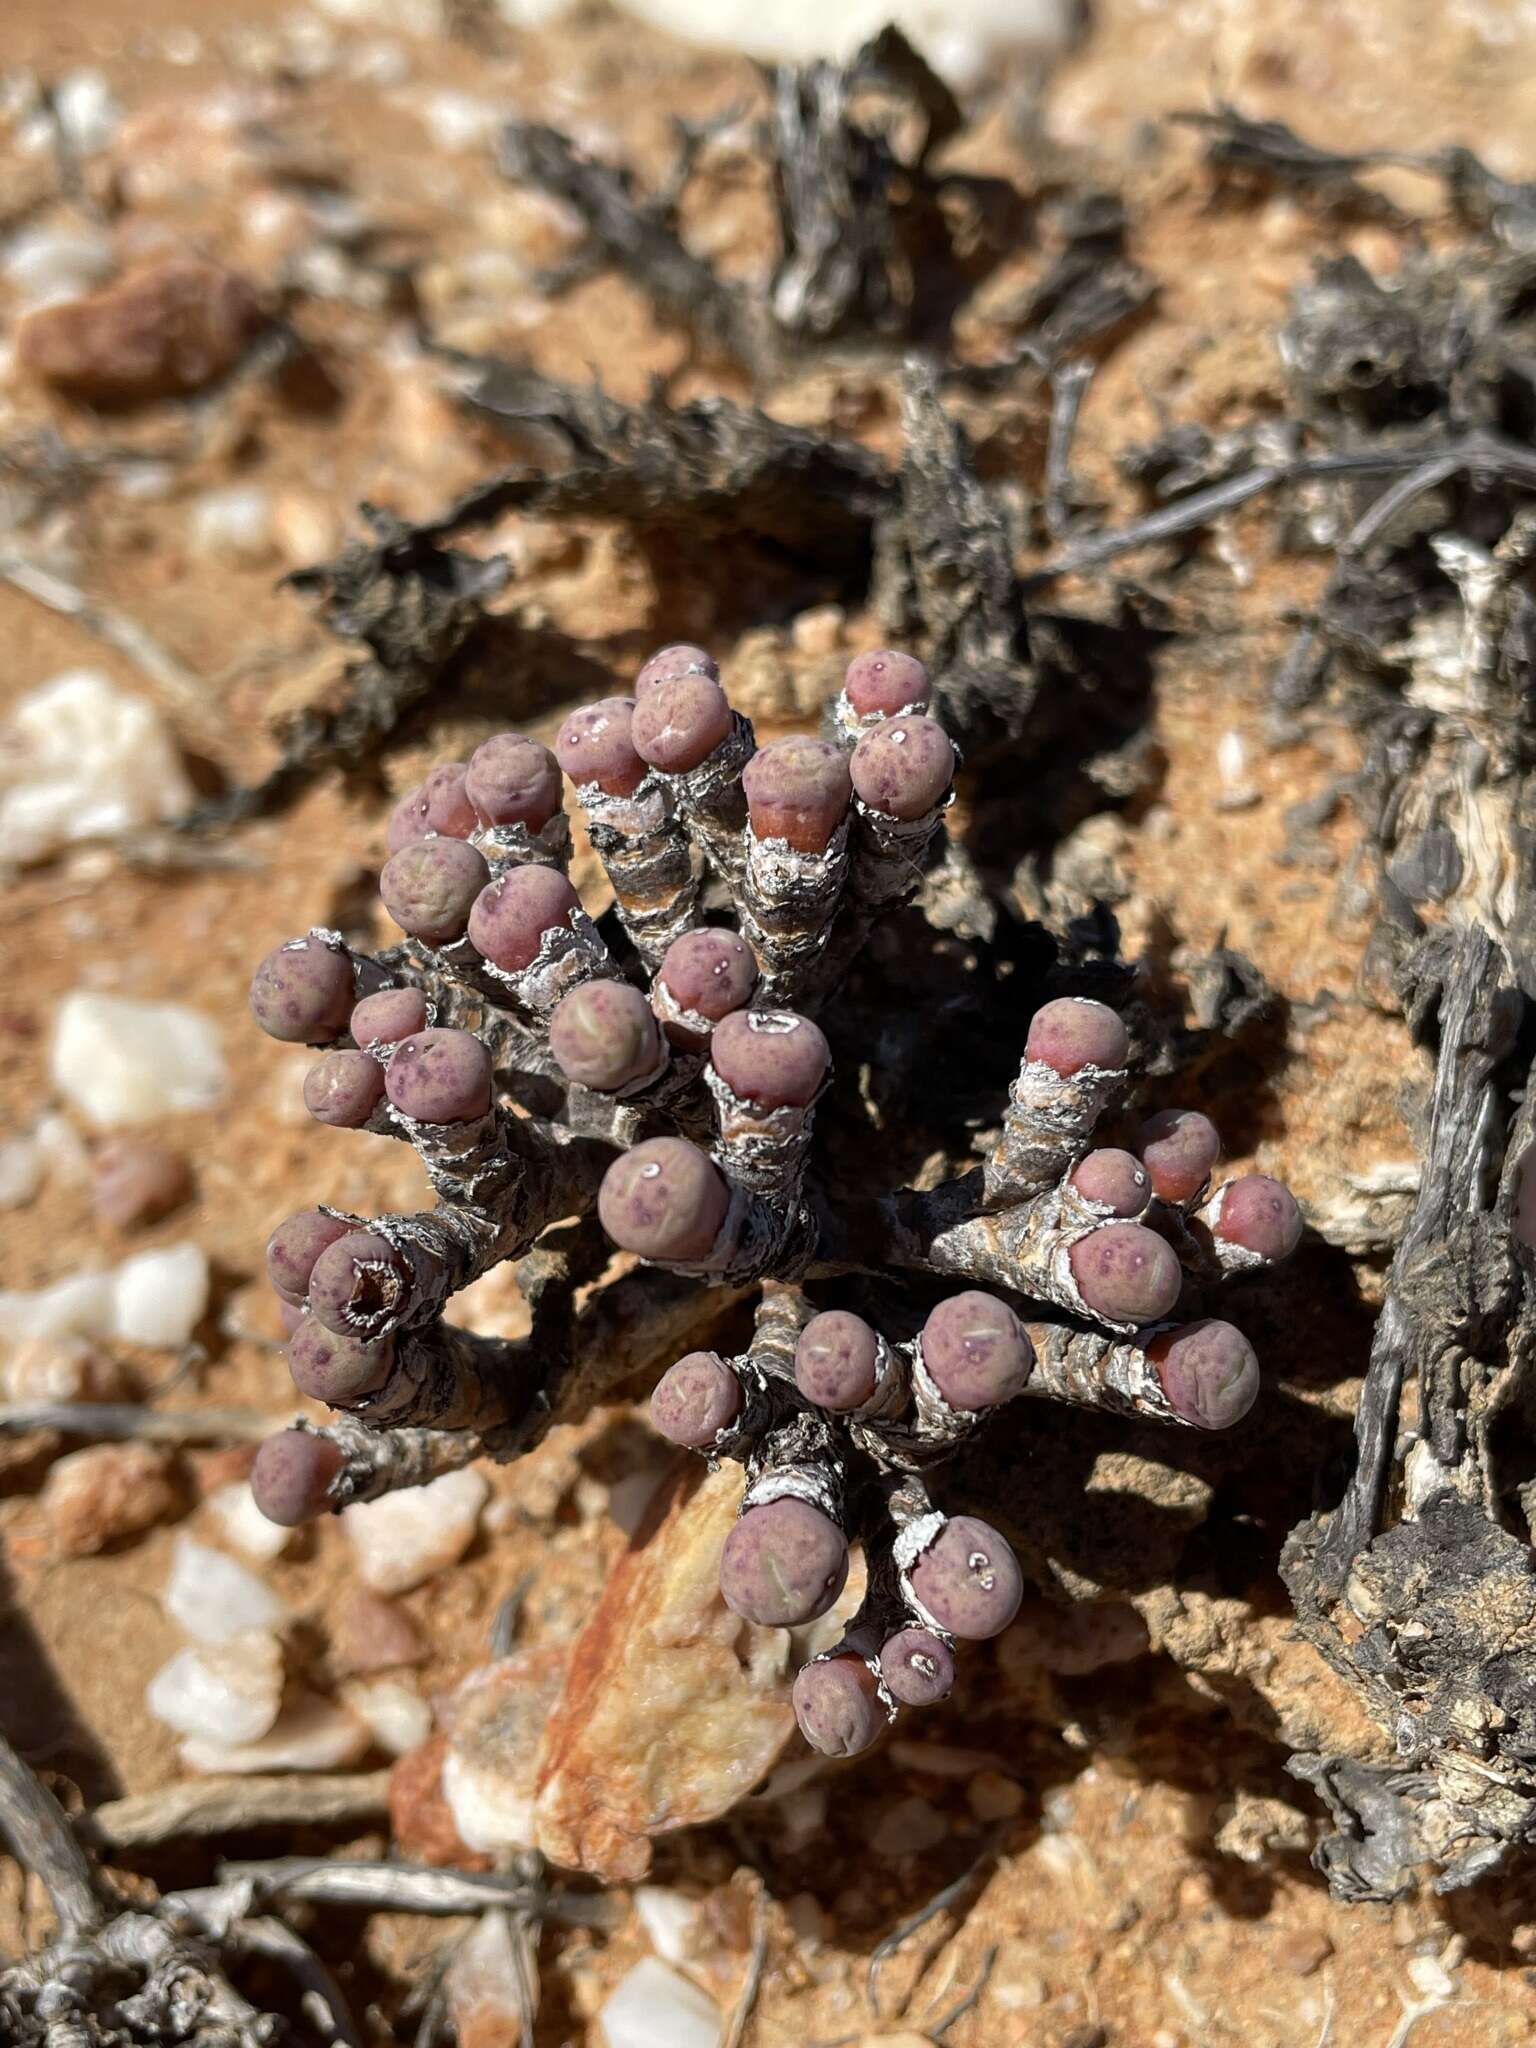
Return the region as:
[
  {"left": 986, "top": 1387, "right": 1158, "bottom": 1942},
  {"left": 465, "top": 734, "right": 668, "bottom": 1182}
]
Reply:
[{"left": 247, "top": 646, "right": 1301, "bottom": 1758}]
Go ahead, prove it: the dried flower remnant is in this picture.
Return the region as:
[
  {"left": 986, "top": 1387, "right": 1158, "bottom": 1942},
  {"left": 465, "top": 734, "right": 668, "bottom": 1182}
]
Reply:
[{"left": 246, "top": 644, "right": 1301, "bottom": 1762}]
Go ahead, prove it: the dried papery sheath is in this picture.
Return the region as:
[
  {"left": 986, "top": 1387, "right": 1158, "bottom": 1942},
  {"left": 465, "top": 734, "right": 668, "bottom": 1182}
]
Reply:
[
  {"left": 849, "top": 1333, "right": 980, "bottom": 1468},
  {"left": 740, "top": 821, "right": 851, "bottom": 999},
  {"left": 471, "top": 899, "right": 613, "bottom": 1021},
  {"left": 707, "top": 1010, "right": 829, "bottom": 1199},
  {"left": 1020, "top": 1320, "right": 1179, "bottom": 1423},
  {"left": 847, "top": 793, "right": 948, "bottom": 912},
  {"left": 983, "top": 998, "right": 1131, "bottom": 1206},
  {"left": 343, "top": 1313, "right": 532, "bottom": 1435},
  {"left": 657, "top": 709, "right": 757, "bottom": 889},
  {"left": 573, "top": 775, "right": 697, "bottom": 966},
  {"left": 920, "top": 1185, "right": 1182, "bottom": 1334},
  {"left": 1021, "top": 1316, "right": 1260, "bottom": 1431},
  {"left": 471, "top": 811, "right": 573, "bottom": 875},
  {"left": 739, "top": 736, "right": 854, "bottom": 998},
  {"left": 261, "top": 1411, "right": 484, "bottom": 1517}
]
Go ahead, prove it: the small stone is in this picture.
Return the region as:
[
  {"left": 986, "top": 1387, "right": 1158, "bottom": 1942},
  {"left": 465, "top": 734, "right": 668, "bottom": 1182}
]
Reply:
[
  {"left": 1214, "top": 1790, "right": 1313, "bottom": 1864},
  {"left": 180, "top": 1692, "right": 369, "bottom": 1774},
  {"left": 967, "top": 1769, "right": 1024, "bottom": 1822},
  {"left": 634, "top": 1887, "right": 698, "bottom": 1964},
  {"left": 0, "top": 1133, "right": 44, "bottom": 1209},
  {"left": 0, "top": 1244, "right": 207, "bottom": 1348},
  {"left": 189, "top": 485, "right": 274, "bottom": 562},
  {"left": 0, "top": 671, "right": 194, "bottom": 867},
  {"left": 389, "top": 1733, "right": 486, "bottom": 1869},
  {"left": 443, "top": 1648, "right": 568, "bottom": 1855},
  {"left": 17, "top": 258, "right": 263, "bottom": 406},
  {"left": 164, "top": 1533, "right": 286, "bottom": 1643},
  {"left": 853, "top": 2035, "right": 936, "bottom": 2048},
  {"left": 447, "top": 1908, "right": 535, "bottom": 2048},
  {"left": 535, "top": 1464, "right": 828, "bottom": 1882},
  {"left": 48, "top": 69, "right": 120, "bottom": 155},
  {"left": 208, "top": 1479, "right": 293, "bottom": 1562},
  {"left": 872, "top": 1797, "right": 948, "bottom": 1859},
  {"left": 1, "top": 225, "right": 114, "bottom": 309},
  {"left": 51, "top": 992, "right": 225, "bottom": 1128},
  {"left": 343, "top": 1467, "right": 488, "bottom": 1594},
  {"left": 341, "top": 1677, "right": 433, "bottom": 1757},
  {"left": 791, "top": 604, "right": 845, "bottom": 657},
  {"left": 990, "top": 1942, "right": 1048, "bottom": 2010},
  {"left": 0, "top": 1270, "right": 115, "bottom": 1343},
  {"left": 1274, "top": 1929, "right": 1333, "bottom": 1977},
  {"left": 331, "top": 1588, "right": 426, "bottom": 1675},
  {"left": 1, "top": 1337, "right": 122, "bottom": 1404},
  {"left": 42, "top": 1441, "right": 177, "bottom": 1555},
  {"left": 110, "top": 1243, "right": 208, "bottom": 1345},
  {"left": 92, "top": 1137, "right": 190, "bottom": 1229},
  {"left": 598, "top": 1958, "right": 720, "bottom": 2048},
  {"left": 146, "top": 1633, "right": 283, "bottom": 1744},
  {"left": 1406, "top": 1954, "right": 1456, "bottom": 2000}
]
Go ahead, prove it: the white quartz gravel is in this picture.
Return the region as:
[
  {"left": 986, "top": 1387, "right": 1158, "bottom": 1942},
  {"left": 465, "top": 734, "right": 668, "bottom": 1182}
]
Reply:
[
  {"left": 0, "top": 671, "right": 193, "bottom": 866},
  {"left": 51, "top": 992, "right": 225, "bottom": 1128},
  {"left": 599, "top": 1958, "right": 720, "bottom": 2048},
  {"left": 146, "top": 1635, "right": 284, "bottom": 1745},
  {"left": 343, "top": 1466, "right": 488, "bottom": 1594},
  {"left": 180, "top": 1693, "right": 371, "bottom": 1775},
  {"left": 164, "top": 1534, "right": 287, "bottom": 1644},
  {"left": 0, "top": 1243, "right": 209, "bottom": 1349}
]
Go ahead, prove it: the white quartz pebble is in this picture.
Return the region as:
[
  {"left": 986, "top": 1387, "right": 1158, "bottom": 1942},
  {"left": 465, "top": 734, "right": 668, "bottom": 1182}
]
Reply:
[
  {"left": 0, "top": 672, "right": 193, "bottom": 868},
  {"left": 0, "top": 1244, "right": 207, "bottom": 1349},
  {"left": 599, "top": 1959, "right": 720, "bottom": 2048},
  {"left": 164, "top": 1534, "right": 287, "bottom": 1644},
  {"left": 180, "top": 1693, "right": 369, "bottom": 1775},
  {"left": 110, "top": 1243, "right": 209, "bottom": 1346},
  {"left": 634, "top": 1887, "right": 698, "bottom": 1965},
  {"left": 340, "top": 1677, "right": 433, "bottom": 1757},
  {"left": 146, "top": 1634, "right": 283, "bottom": 1745},
  {"left": 209, "top": 1480, "right": 294, "bottom": 1562},
  {"left": 343, "top": 1467, "right": 488, "bottom": 1594},
  {"left": 51, "top": 992, "right": 224, "bottom": 1129}
]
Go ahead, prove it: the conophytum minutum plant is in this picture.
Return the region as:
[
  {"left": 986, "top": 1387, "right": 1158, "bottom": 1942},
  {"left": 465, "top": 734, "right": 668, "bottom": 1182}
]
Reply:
[{"left": 248, "top": 644, "right": 1301, "bottom": 1758}]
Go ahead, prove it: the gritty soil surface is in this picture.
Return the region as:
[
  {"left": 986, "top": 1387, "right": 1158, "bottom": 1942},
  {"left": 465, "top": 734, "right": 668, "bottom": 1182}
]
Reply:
[{"left": 5, "top": 1, "right": 1536, "bottom": 2043}]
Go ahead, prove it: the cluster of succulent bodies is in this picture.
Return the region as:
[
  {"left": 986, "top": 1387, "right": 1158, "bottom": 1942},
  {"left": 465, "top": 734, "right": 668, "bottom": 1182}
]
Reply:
[{"left": 246, "top": 644, "right": 1302, "bottom": 1760}]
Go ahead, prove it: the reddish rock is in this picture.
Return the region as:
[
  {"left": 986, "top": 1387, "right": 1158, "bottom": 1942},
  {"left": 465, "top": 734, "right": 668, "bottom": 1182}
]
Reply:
[
  {"left": 92, "top": 1137, "right": 191, "bottom": 1230},
  {"left": 533, "top": 1461, "right": 808, "bottom": 1882},
  {"left": 388, "top": 1733, "right": 489, "bottom": 1870},
  {"left": 331, "top": 1588, "right": 427, "bottom": 1677},
  {"left": 17, "top": 258, "right": 264, "bottom": 406},
  {"left": 42, "top": 1442, "right": 179, "bottom": 1556}
]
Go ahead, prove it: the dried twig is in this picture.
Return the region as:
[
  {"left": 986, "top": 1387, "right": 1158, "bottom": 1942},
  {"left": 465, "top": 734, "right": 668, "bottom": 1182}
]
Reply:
[
  {"left": 214, "top": 1856, "right": 617, "bottom": 1926},
  {"left": 79, "top": 1772, "right": 392, "bottom": 1851}
]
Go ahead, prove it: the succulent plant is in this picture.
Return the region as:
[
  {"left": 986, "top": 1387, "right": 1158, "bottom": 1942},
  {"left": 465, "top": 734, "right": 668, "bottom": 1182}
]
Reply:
[{"left": 248, "top": 648, "right": 1300, "bottom": 1757}]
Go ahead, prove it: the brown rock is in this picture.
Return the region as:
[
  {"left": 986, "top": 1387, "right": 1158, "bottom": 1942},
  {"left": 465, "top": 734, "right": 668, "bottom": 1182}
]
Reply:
[
  {"left": 92, "top": 1137, "right": 191, "bottom": 1230},
  {"left": 332, "top": 1588, "right": 426, "bottom": 1676},
  {"left": 17, "top": 258, "right": 264, "bottom": 407},
  {"left": 41, "top": 1442, "right": 178, "bottom": 1556},
  {"left": 533, "top": 1460, "right": 799, "bottom": 1881},
  {"left": 388, "top": 1733, "right": 489, "bottom": 1870},
  {"left": 1273, "top": 1928, "right": 1334, "bottom": 1977}
]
